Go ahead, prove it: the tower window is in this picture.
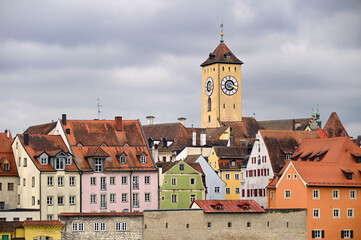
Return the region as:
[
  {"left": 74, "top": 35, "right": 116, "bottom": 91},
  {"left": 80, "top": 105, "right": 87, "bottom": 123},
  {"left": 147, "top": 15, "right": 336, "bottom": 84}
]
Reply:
[
  {"left": 223, "top": 103, "right": 225, "bottom": 109},
  {"left": 222, "top": 66, "right": 224, "bottom": 71},
  {"left": 234, "top": 67, "right": 237, "bottom": 71},
  {"left": 207, "top": 98, "right": 211, "bottom": 112},
  {"left": 228, "top": 67, "right": 230, "bottom": 71},
  {"left": 233, "top": 104, "right": 236, "bottom": 109},
  {"left": 208, "top": 116, "right": 211, "bottom": 122}
]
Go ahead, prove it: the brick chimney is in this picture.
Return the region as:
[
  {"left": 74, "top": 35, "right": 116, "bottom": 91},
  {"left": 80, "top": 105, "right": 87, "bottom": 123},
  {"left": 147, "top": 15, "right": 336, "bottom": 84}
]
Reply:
[
  {"left": 115, "top": 116, "right": 123, "bottom": 131},
  {"left": 24, "top": 134, "right": 29, "bottom": 146}
]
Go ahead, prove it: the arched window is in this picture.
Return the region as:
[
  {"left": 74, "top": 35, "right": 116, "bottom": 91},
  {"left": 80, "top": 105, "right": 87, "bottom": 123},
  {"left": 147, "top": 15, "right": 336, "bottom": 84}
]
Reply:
[{"left": 207, "top": 97, "right": 212, "bottom": 112}]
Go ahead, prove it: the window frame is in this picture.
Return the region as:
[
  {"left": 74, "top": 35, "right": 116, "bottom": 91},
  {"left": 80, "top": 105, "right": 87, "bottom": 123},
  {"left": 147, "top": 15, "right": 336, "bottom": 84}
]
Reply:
[
  {"left": 333, "top": 208, "right": 340, "bottom": 218},
  {"left": 313, "top": 189, "right": 320, "bottom": 199},
  {"left": 284, "top": 190, "right": 291, "bottom": 199},
  {"left": 313, "top": 209, "right": 320, "bottom": 219},
  {"left": 332, "top": 189, "right": 339, "bottom": 199}
]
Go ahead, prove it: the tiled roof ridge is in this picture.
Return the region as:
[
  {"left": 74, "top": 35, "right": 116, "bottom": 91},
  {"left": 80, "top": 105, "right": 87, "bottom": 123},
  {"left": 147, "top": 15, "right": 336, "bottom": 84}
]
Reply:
[{"left": 259, "top": 117, "right": 310, "bottom": 122}]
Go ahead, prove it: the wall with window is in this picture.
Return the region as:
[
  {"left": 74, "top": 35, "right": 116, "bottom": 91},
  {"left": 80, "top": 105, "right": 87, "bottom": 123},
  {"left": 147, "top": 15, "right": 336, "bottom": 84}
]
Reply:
[{"left": 0, "top": 176, "right": 19, "bottom": 210}]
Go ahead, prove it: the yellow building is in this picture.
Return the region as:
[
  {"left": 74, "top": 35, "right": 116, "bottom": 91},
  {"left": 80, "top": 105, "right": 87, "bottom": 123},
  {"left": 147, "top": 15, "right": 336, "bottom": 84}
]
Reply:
[
  {"left": 208, "top": 146, "right": 248, "bottom": 200},
  {"left": 201, "top": 31, "right": 243, "bottom": 128}
]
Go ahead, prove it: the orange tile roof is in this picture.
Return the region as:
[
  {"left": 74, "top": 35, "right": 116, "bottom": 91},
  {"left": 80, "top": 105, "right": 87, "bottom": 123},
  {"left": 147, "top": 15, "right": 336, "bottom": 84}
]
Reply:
[
  {"left": 323, "top": 112, "right": 349, "bottom": 138},
  {"left": 192, "top": 200, "right": 265, "bottom": 213},
  {"left": 260, "top": 130, "right": 322, "bottom": 174},
  {"left": 23, "top": 220, "right": 64, "bottom": 226},
  {"left": 200, "top": 42, "right": 243, "bottom": 67},
  {"left": 0, "top": 132, "right": 18, "bottom": 176},
  {"left": 24, "top": 122, "right": 57, "bottom": 134},
  {"left": 18, "top": 134, "right": 78, "bottom": 172},
  {"left": 259, "top": 118, "right": 311, "bottom": 131}
]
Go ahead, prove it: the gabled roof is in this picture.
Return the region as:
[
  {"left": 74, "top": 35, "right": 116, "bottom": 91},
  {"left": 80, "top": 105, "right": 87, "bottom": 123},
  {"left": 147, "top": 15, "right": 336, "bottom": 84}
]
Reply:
[
  {"left": 222, "top": 117, "right": 262, "bottom": 139},
  {"left": 17, "top": 134, "right": 78, "bottom": 172},
  {"left": 24, "top": 122, "right": 57, "bottom": 134},
  {"left": 323, "top": 112, "right": 349, "bottom": 138},
  {"left": 157, "top": 160, "right": 204, "bottom": 175},
  {"left": 260, "top": 130, "right": 322, "bottom": 174},
  {"left": 269, "top": 137, "right": 361, "bottom": 188},
  {"left": 0, "top": 132, "right": 17, "bottom": 176},
  {"left": 192, "top": 200, "right": 265, "bottom": 213},
  {"left": 259, "top": 118, "right": 311, "bottom": 131},
  {"left": 200, "top": 43, "right": 243, "bottom": 67}
]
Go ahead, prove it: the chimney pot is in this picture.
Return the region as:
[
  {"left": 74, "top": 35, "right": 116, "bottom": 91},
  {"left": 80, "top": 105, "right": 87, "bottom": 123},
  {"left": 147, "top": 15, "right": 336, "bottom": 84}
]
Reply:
[
  {"left": 24, "top": 134, "right": 29, "bottom": 146},
  {"left": 178, "top": 117, "right": 186, "bottom": 126},
  {"left": 146, "top": 116, "right": 155, "bottom": 125},
  {"left": 115, "top": 116, "right": 123, "bottom": 131},
  {"left": 62, "top": 114, "right": 67, "bottom": 125}
]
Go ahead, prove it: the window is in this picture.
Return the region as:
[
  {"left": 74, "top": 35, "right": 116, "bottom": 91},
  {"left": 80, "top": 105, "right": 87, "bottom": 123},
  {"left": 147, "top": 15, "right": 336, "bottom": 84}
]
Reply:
[
  {"left": 214, "top": 162, "right": 216, "bottom": 168},
  {"left": 95, "top": 158, "right": 103, "bottom": 172},
  {"left": 100, "top": 223, "right": 106, "bottom": 231},
  {"left": 133, "top": 176, "right": 139, "bottom": 189},
  {"left": 341, "top": 230, "right": 353, "bottom": 239},
  {"left": 58, "top": 196, "right": 64, "bottom": 205},
  {"left": 270, "top": 191, "right": 274, "bottom": 199},
  {"left": 32, "top": 177, "right": 35, "bottom": 188},
  {"left": 171, "top": 178, "right": 177, "bottom": 186},
  {"left": 94, "top": 222, "right": 99, "bottom": 232},
  {"left": 313, "top": 209, "right": 320, "bottom": 219},
  {"left": 110, "top": 193, "right": 116, "bottom": 203},
  {"left": 47, "top": 196, "right": 53, "bottom": 206},
  {"left": 179, "top": 164, "right": 184, "bottom": 170},
  {"left": 23, "top": 178, "right": 26, "bottom": 186},
  {"left": 228, "top": 222, "right": 232, "bottom": 228},
  {"left": 294, "top": 174, "right": 297, "bottom": 179},
  {"left": 120, "top": 154, "right": 127, "bottom": 164},
  {"left": 90, "top": 194, "right": 96, "bottom": 204},
  {"left": 140, "top": 155, "right": 147, "bottom": 164},
  {"left": 247, "top": 222, "right": 251, "bottom": 228},
  {"left": 208, "top": 115, "right": 211, "bottom": 122},
  {"left": 23, "top": 158, "right": 27, "bottom": 167},
  {"left": 145, "top": 193, "right": 151, "bottom": 202},
  {"left": 101, "top": 177, "right": 106, "bottom": 190},
  {"left": 69, "top": 176, "right": 75, "bottom": 186},
  {"left": 347, "top": 208, "right": 354, "bottom": 218},
  {"left": 18, "top": 194, "right": 20, "bottom": 205},
  {"left": 3, "top": 163, "right": 9, "bottom": 171},
  {"left": 312, "top": 230, "right": 324, "bottom": 239},
  {"left": 122, "top": 176, "right": 127, "bottom": 185},
  {"left": 235, "top": 174, "right": 239, "bottom": 180},
  {"left": 18, "top": 157, "right": 21, "bottom": 167},
  {"left": 133, "top": 193, "right": 139, "bottom": 208},
  {"left": 65, "top": 157, "right": 72, "bottom": 165},
  {"left": 7, "top": 183, "right": 14, "bottom": 191},
  {"left": 171, "top": 194, "right": 177, "bottom": 203},
  {"left": 100, "top": 194, "right": 107, "bottom": 209},
  {"left": 333, "top": 190, "right": 339, "bottom": 199},
  {"left": 225, "top": 174, "right": 230, "bottom": 180},
  {"left": 215, "top": 187, "right": 220, "bottom": 193},
  {"left": 122, "top": 193, "right": 127, "bottom": 203},
  {"left": 110, "top": 176, "right": 116, "bottom": 185},
  {"left": 116, "top": 222, "right": 127, "bottom": 231},
  {"left": 231, "top": 160, "right": 236, "bottom": 167},
  {"left": 287, "top": 174, "right": 291, "bottom": 179},
  {"left": 55, "top": 157, "right": 65, "bottom": 170},
  {"left": 285, "top": 154, "right": 291, "bottom": 160},
  {"left": 190, "top": 178, "right": 196, "bottom": 185},
  {"left": 145, "top": 176, "right": 151, "bottom": 184},
  {"left": 190, "top": 194, "right": 196, "bottom": 202},
  {"left": 226, "top": 188, "right": 231, "bottom": 194},
  {"left": 90, "top": 177, "right": 96, "bottom": 185},
  {"left": 58, "top": 176, "right": 64, "bottom": 186},
  {"left": 207, "top": 98, "right": 211, "bottom": 112},
  {"left": 235, "top": 188, "right": 240, "bottom": 194},
  {"left": 207, "top": 222, "right": 211, "bottom": 228},
  {"left": 350, "top": 190, "right": 356, "bottom": 199},
  {"left": 47, "top": 215, "right": 53, "bottom": 220},
  {"left": 313, "top": 190, "right": 320, "bottom": 199},
  {"left": 333, "top": 208, "right": 340, "bottom": 218},
  {"left": 40, "top": 156, "right": 47, "bottom": 165},
  {"left": 48, "top": 176, "right": 53, "bottom": 186},
  {"left": 32, "top": 196, "right": 35, "bottom": 205},
  {"left": 285, "top": 190, "right": 291, "bottom": 199},
  {"left": 69, "top": 196, "right": 75, "bottom": 205}
]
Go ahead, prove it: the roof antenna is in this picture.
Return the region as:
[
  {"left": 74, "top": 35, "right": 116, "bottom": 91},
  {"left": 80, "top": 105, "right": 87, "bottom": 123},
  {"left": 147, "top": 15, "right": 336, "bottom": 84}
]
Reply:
[
  {"left": 220, "top": 21, "right": 224, "bottom": 43},
  {"left": 97, "top": 98, "right": 102, "bottom": 120}
]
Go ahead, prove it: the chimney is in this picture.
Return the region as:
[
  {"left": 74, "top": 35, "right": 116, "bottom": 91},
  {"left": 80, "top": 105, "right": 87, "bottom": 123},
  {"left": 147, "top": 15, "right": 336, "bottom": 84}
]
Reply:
[
  {"left": 162, "top": 138, "right": 167, "bottom": 148},
  {"left": 5, "top": 129, "right": 10, "bottom": 139},
  {"left": 178, "top": 117, "right": 186, "bottom": 126},
  {"left": 62, "top": 114, "right": 67, "bottom": 125},
  {"left": 200, "top": 131, "right": 206, "bottom": 146},
  {"left": 192, "top": 131, "right": 196, "bottom": 146},
  {"left": 292, "top": 119, "right": 296, "bottom": 131},
  {"left": 146, "top": 116, "right": 155, "bottom": 125},
  {"left": 24, "top": 134, "right": 29, "bottom": 146},
  {"left": 229, "top": 135, "right": 235, "bottom": 147},
  {"left": 115, "top": 116, "right": 123, "bottom": 131}
]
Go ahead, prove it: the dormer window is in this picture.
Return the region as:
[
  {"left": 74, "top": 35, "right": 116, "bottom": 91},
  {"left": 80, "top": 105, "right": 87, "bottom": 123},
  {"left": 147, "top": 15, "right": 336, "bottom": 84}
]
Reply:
[
  {"left": 76, "top": 142, "right": 83, "bottom": 147},
  {"left": 179, "top": 164, "right": 184, "bottom": 171},
  {"left": 211, "top": 203, "right": 223, "bottom": 210},
  {"left": 55, "top": 158, "right": 65, "bottom": 170},
  {"left": 140, "top": 154, "right": 147, "bottom": 164},
  {"left": 94, "top": 158, "right": 104, "bottom": 172},
  {"left": 351, "top": 152, "right": 361, "bottom": 163},
  {"left": 285, "top": 155, "right": 291, "bottom": 160},
  {"left": 38, "top": 153, "right": 49, "bottom": 165},
  {"left": 119, "top": 154, "right": 127, "bottom": 164},
  {"left": 124, "top": 143, "right": 129, "bottom": 147},
  {"left": 65, "top": 157, "right": 72, "bottom": 165},
  {"left": 238, "top": 204, "right": 250, "bottom": 210},
  {"left": 342, "top": 169, "right": 353, "bottom": 180},
  {"left": 2, "top": 161, "right": 10, "bottom": 172},
  {"left": 101, "top": 143, "right": 107, "bottom": 147},
  {"left": 231, "top": 160, "right": 236, "bottom": 167}
]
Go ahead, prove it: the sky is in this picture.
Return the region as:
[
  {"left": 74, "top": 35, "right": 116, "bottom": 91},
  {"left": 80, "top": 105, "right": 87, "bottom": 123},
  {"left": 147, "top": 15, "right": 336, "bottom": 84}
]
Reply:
[{"left": 1, "top": 0, "right": 360, "bottom": 137}]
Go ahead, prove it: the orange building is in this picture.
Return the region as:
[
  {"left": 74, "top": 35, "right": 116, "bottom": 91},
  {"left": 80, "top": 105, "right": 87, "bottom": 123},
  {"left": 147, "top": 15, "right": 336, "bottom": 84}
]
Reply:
[{"left": 268, "top": 137, "right": 361, "bottom": 239}]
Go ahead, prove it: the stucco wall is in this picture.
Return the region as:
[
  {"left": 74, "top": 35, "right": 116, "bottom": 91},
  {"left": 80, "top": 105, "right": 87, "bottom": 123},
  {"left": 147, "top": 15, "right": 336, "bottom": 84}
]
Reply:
[{"left": 143, "top": 208, "right": 307, "bottom": 240}]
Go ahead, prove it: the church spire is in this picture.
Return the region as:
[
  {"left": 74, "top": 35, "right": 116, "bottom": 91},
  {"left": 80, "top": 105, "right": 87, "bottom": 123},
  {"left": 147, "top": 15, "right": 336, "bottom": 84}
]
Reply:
[{"left": 220, "top": 22, "right": 224, "bottom": 43}]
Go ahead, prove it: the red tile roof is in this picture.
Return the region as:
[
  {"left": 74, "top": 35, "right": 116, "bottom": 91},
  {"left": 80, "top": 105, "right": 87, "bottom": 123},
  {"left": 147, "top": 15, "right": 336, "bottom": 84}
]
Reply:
[
  {"left": 218, "top": 159, "right": 244, "bottom": 170},
  {"left": 24, "top": 122, "right": 57, "bottom": 135},
  {"left": 192, "top": 200, "right": 265, "bottom": 213},
  {"left": 260, "top": 130, "right": 322, "bottom": 174},
  {"left": 60, "top": 212, "right": 143, "bottom": 217},
  {"left": 259, "top": 118, "right": 311, "bottom": 131},
  {"left": 214, "top": 146, "right": 249, "bottom": 159},
  {"left": 0, "top": 221, "right": 24, "bottom": 232},
  {"left": 222, "top": 117, "right": 262, "bottom": 139},
  {"left": 323, "top": 112, "right": 349, "bottom": 138},
  {"left": 23, "top": 220, "right": 64, "bottom": 226},
  {"left": 200, "top": 43, "right": 243, "bottom": 67},
  {"left": 18, "top": 134, "right": 78, "bottom": 172},
  {"left": 0, "top": 132, "right": 18, "bottom": 176}
]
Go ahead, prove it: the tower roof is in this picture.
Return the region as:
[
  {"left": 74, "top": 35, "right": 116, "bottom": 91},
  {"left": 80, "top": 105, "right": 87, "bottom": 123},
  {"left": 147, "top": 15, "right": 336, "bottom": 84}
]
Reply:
[{"left": 201, "top": 42, "right": 243, "bottom": 67}]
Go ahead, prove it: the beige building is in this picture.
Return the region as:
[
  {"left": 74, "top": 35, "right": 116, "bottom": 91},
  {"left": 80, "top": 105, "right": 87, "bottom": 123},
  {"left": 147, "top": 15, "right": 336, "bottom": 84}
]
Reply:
[{"left": 12, "top": 134, "right": 80, "bottom": 220}]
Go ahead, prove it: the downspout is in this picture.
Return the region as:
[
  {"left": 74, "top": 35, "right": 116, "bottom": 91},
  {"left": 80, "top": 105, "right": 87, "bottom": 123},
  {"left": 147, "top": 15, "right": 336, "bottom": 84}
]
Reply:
[
  {"left": 39, "top": 172, "right": 42, "bottom": 220},
  {"left": 80, "top": 171, "right": 83, "bottom": 212}
]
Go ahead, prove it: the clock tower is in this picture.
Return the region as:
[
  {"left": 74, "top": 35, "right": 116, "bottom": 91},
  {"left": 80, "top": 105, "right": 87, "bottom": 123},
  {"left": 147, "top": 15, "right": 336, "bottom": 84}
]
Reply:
[{"left": 201, "top": 30, "right": 243, "bottom": 128}]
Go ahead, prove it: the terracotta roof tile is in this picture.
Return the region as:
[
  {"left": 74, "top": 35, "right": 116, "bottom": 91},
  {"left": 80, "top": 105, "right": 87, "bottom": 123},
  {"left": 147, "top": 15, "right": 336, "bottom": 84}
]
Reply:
[
  {"left": 0, "top": 133, "right": 18, "bottom": 176},
  {"left": 24, "top": 122, "right": 57, "bottom": 135},
  {"left": 200, "top": 43, "right": 243, "bottom": 67},
  {"left": 323, "top": 112, "right": 349, "bottom": 138},
  {"left": 0, "top": 221, "right": 24, "bottom": 232},
  {"left": 23, "top": 220, "right": 64, "bottom": 226},
  {"left": 259, "top": 118, "right": 311, "bottom": 131},
  {"left": 214, "top": 146, "right": 249, "bottom": 158},
  {"left": 192, "top": 200, "right": 265, "bottom": 213}
]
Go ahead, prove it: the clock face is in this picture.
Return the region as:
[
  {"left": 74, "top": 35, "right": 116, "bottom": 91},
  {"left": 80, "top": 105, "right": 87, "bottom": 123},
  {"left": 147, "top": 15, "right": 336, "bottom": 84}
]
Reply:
[
  {"left": 221, "top": 76, "right": 238, "bottom": 95},
  {"left": 205, "top": 77, "right": 214, "bottom": 96}
]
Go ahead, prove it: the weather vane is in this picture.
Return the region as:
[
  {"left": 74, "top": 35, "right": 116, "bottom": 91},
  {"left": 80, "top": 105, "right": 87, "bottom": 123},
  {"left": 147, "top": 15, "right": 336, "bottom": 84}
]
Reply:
[
  {"left": 220, "top": 21, "right": 224, "bottom": 43},
  {"left": 97, "top": 98, "right": 102, "bottom": 119}
]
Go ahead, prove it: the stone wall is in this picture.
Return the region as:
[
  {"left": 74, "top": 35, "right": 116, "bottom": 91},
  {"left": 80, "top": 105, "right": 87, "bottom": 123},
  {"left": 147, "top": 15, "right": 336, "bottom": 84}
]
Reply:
[{"left": 143, "top": 208, "right": 307, "bottom": 240}]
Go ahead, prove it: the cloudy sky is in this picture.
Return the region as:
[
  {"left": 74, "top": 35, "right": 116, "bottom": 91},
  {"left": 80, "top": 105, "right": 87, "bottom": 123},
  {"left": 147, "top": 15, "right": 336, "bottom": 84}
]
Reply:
[{"left": 1, "top": 0, "right": 360, "bottom": 137}]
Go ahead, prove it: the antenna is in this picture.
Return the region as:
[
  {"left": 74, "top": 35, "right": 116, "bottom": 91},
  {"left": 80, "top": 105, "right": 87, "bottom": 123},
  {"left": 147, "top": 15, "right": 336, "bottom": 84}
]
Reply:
[{"left": 97, "top": 98, "right": 102, "bottom": 119}]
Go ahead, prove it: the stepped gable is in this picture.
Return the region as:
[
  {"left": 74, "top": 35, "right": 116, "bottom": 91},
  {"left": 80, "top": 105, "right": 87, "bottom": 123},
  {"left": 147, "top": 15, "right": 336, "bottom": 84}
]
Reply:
[
  {"left": 323, "top": 112, "right": 349, "bottom": 138},
  {"left": 0, "top": 132, "right": 18, "bottom": 176},
  {"left": 269, "top": 137, "right": 361, "bottom": 188},
  {"left": 192, "top": 200, "right": 265, "bottom": 213},
  {"left": 24, "top": 122, "right": 57, "bottom": 134},
  {"left": 259, "top": 118, "right": 311, "bottom": 131},
  {"left": 18, "top": 134, "right": 78, "bottom": 172},
  {"left": 260, "top": 130, "right": 322, "bottom": 175},
  {"left": 201, "top": 42, "right": 243, "bottom": 67},
  {"left": 64, "top": 119, "right": 156, "bottom": 172}
]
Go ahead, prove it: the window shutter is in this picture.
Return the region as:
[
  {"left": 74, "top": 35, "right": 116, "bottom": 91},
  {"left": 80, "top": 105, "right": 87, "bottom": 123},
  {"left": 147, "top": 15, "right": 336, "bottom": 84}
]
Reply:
[
  {"left": 312, "top": 230, "right": 315, "bottom": 238},
  {"left": 322, "top": 230, "right": 325, "bottom": 238},
  {"left": 351, "top": 230, "right": 353, "bottom": 238},
  {"left": 341, "top": 230, "right": 344, "bottom": 238}
]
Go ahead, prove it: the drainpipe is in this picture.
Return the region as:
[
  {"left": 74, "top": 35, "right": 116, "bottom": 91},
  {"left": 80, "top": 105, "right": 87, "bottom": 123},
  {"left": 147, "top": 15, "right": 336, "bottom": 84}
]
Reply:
[
  {"left": 39, "top": 172, "right": 42, "bottom": 220},
  {"left": 80, "top": 171, "right": 83, "bottom": 212}
]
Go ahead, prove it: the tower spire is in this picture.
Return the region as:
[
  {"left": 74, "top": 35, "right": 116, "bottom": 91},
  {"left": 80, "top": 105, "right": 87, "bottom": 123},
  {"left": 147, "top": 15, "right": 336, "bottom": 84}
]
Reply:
[{"left": 220, "top": 21, "right": 224, "bottom": 43}]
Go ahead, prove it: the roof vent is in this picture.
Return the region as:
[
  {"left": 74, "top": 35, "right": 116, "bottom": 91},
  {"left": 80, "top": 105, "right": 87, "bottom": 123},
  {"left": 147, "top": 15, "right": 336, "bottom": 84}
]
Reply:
[{"left": 66, "top": 129, "right": 70, "bottom": 134}]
